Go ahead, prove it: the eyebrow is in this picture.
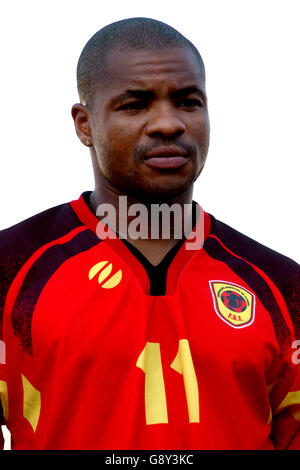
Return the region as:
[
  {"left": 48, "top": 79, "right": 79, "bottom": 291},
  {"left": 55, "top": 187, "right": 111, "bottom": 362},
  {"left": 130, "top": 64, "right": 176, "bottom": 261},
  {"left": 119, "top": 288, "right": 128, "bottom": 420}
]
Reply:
[
  {"left": 171, "top": 86, "right": 206, "bottom": 101},
  {"left": 113, "top": 86, "right": 206, "bottom": 104},
  {"left": 113, "top": 89, "right": 154, "bottom": 104}
]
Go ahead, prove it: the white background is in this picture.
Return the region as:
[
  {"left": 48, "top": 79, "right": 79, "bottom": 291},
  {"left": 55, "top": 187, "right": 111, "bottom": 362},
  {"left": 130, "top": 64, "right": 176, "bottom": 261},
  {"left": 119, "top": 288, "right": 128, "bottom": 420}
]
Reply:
[
  {"left": 0, "top": 0, "right": 299, "bottom": 263},
  {"left": 0, "top": 0, "right": 300, "bottom": 449}
]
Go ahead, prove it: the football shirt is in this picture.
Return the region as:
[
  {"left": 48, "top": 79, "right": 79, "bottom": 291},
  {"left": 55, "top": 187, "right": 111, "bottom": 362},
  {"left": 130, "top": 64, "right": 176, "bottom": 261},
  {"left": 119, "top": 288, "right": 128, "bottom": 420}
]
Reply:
[{"left": 0, "top": 192, "right": 299, "bottom": 449}]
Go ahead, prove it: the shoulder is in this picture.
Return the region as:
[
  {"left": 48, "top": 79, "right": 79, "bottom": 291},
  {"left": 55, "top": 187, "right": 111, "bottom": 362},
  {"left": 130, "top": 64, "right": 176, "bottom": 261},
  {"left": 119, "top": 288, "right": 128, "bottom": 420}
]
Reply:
[
  {"left": 208, "top": 214, "right": 300, "bottom": 277},
  {"left": 0, "top": 201, "right": 83, "bottom": 336},
  {"left": 0, "top": 201, "right": 82, "bottom": 259},
  {"left": 207, "top": 214, "right": 300, "bottom": 334}
]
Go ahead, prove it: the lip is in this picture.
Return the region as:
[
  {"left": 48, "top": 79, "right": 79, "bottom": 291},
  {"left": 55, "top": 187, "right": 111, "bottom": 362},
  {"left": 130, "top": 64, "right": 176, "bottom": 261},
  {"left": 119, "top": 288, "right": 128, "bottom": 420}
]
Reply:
[
  {"left": 144, "top": 146, "right": 188, "bottom": 159},
  {"left": 144, "top": 146, "right": 189, "bottom": 170},
  {"left": 144, "top": 156, "right": 188, "bottom": 169}
]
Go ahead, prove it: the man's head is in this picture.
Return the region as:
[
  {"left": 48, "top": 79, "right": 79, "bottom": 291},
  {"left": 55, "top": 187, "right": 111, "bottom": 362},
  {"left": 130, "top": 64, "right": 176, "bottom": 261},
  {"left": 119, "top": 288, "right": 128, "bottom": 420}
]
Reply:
[{"left": 72, "top": 17, "right": 210, "bottom": 202}]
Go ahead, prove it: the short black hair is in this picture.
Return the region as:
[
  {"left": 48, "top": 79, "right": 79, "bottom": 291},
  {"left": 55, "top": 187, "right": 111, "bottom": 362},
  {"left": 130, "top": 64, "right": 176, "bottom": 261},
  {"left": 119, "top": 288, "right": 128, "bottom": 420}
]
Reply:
[{"left": 77, "top": 17, "right": 205, "bottom": 107}]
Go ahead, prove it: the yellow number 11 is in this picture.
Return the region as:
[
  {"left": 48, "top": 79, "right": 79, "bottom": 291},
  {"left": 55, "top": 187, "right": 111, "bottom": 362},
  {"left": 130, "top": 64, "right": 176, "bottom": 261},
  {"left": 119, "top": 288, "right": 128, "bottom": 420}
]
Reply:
[{"left": 136, "top": 339, "right": 199, "bottom": 425}]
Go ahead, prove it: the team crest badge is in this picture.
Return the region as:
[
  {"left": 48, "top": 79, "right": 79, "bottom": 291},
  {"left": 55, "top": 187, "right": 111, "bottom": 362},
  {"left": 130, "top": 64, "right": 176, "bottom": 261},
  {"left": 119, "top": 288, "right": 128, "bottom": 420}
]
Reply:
[{"left": 209, "top": 281, "right": 255, "bottom": 328}]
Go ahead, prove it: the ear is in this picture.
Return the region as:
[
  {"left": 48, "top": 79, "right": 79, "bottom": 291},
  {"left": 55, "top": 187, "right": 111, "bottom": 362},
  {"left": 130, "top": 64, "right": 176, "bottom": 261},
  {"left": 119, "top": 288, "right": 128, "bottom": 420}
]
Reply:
[{"left": 71, "top": 103, "right": 93, "bottom": 147}]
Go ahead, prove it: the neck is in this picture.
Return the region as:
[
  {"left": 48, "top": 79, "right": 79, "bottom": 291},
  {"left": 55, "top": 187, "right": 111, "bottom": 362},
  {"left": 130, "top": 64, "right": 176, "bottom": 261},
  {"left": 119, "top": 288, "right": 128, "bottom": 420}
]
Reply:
[
  {"left": 90, "top": 171, "right": 194, "bottom": 237},
  {"left": 89, "top": 172, "right": 195, "bottom": 265}
]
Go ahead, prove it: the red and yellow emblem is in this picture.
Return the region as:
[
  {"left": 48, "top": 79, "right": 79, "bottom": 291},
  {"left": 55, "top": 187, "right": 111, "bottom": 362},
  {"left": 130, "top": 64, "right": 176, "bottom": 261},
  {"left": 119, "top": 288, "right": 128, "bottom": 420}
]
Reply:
[{"left": 209, "top": 281, "right": 255, "bottom": 328}]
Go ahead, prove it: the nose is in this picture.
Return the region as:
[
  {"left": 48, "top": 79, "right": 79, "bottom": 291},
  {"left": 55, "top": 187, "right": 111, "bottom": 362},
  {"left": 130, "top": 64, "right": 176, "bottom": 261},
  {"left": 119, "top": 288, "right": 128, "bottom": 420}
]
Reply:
[{"left": 145, "top": 103, "right": 186, "bottom": 138}]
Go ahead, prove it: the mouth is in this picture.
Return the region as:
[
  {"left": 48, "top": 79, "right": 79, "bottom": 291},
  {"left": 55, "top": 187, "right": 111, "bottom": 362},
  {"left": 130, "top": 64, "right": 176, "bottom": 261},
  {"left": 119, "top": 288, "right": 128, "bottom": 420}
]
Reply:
[{"left": 143, "top": 146, "right": 189, "bottom": 170}]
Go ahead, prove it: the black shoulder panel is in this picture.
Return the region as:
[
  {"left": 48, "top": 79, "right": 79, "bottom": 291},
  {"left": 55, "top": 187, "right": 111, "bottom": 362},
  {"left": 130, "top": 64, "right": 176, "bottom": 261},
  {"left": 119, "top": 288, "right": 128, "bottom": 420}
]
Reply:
[
  {"left": 208, "top": 215, "right": 300, "bottom": 339},
  {"left": 0, "top": 202, "right": 83, "bottom": 339}
]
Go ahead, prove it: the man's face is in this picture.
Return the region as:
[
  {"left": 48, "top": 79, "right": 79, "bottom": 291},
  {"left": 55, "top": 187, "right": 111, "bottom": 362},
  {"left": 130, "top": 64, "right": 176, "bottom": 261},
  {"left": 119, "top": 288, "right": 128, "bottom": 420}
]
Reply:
[{"left": 89, "top": 46, "right": 210, "bottom": 201}]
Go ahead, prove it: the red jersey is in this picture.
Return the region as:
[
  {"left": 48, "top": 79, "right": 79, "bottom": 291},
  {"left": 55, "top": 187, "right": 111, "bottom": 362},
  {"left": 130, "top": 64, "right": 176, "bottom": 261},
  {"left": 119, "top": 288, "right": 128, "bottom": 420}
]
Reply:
[{"left": 0, "top": 191, "right": 300, "bottom": 450}]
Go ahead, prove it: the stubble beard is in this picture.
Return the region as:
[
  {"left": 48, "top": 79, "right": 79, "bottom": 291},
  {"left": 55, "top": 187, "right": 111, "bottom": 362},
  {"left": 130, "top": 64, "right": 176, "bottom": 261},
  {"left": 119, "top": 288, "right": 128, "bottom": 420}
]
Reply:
[{"left": 94, "top": 138, "right": 208, "bottom": 203}]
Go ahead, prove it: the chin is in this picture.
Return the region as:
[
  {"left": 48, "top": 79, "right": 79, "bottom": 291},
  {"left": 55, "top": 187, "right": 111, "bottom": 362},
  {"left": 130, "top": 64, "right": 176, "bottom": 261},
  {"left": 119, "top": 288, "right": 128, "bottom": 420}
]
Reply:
[{"left": 126, "top": 179, "right": 194, "bottom": 203}]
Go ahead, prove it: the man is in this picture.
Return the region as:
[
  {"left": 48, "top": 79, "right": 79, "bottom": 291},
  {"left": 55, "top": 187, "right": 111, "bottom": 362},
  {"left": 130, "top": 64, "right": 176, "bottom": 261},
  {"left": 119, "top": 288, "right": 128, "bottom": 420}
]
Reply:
[{"left": 0, "top": 17, "right": 299, "bottom": 450}]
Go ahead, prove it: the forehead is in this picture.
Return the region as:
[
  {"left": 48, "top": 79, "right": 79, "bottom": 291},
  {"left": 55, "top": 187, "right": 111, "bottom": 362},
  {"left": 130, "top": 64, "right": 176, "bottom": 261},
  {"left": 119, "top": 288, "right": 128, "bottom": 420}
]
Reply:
[{"left": 93, "top": 47, "right": 205, "bottom": 100}]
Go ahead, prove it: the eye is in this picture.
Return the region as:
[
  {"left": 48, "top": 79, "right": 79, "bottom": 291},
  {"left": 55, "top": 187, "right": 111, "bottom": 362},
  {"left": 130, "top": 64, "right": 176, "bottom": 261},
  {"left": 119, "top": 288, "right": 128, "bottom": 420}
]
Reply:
[
  {"left": 177, "top": 98, "right": 202, "bottom": 108},
  {"left": 118, "top": 101, "right": 146, "bottom": 111}
]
